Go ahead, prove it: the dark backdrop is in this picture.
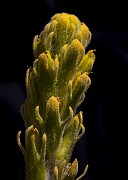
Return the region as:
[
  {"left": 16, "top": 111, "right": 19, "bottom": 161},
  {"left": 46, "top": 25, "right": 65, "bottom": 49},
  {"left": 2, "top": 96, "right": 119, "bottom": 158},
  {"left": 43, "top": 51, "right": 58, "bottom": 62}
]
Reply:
[{"left": 2, "top": 0, "right": 128, "bottom": 179}]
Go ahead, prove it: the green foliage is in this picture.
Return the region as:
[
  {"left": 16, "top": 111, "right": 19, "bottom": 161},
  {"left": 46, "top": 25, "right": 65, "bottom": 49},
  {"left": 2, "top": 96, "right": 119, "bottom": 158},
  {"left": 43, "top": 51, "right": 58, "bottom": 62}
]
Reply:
[{"left": 17, "top": 13, "right": 95, "bottom": 180}]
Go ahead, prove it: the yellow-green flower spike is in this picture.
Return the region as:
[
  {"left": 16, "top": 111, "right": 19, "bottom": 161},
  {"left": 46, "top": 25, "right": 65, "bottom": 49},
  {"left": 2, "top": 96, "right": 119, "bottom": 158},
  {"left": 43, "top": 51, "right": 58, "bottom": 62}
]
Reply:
[{"left": 18, "top": 12, "right": 95, "bottom": 180}]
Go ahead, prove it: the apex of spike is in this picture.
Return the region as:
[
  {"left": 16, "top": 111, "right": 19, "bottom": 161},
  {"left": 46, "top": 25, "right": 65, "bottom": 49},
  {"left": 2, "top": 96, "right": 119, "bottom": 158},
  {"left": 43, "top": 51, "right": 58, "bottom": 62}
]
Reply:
[{"left": 33, "top": 12, "right": 92, "bottom": 59}]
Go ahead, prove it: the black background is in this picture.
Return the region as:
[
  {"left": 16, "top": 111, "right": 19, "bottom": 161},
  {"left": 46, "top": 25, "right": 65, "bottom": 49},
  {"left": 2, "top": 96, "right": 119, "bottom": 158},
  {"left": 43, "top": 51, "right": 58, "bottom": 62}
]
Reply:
[{"left": 2, "top": 0, "right": 128, "bottom": 179}]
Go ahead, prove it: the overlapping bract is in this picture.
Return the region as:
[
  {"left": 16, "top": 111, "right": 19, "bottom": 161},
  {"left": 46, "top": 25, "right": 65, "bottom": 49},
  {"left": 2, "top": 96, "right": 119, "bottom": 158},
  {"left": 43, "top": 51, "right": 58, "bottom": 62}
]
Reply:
[{"left": 18, "top": 13, "right": 95, "bottom": 180}]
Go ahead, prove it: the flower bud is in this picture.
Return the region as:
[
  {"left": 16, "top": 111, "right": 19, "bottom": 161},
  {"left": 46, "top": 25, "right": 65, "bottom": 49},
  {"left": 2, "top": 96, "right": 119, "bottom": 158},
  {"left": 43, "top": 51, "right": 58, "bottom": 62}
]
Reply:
[
  {"left": 78, "top": 50, "right": 95, "bottom": 73},
  {"left": 45, "top": 96, "right": 63, "bottom": 156},
  {"left": 71, "top": 73, "right": 91, "bottom": 111},
  {"left": 57, "top": 39, "right": 84, "bottom": 91}
]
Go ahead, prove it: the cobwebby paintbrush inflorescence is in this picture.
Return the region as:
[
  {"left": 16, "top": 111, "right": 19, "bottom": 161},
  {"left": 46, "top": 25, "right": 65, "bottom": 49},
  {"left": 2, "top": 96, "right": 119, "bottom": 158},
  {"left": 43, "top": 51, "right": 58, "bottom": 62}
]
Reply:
[{"left": 17, "top": 12, "right": 95, "bottom": 180}]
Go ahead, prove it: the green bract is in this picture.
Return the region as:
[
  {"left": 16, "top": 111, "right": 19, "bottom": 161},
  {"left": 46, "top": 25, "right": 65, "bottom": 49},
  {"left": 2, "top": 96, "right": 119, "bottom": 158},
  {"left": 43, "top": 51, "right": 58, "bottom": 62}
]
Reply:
[{"left": 17, "top": 13, "right": 95, "bottom": 180}]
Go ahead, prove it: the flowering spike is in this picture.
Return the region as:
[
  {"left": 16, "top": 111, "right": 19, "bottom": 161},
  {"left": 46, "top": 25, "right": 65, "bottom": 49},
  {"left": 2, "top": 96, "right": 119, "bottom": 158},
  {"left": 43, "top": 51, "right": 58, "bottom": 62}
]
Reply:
[{"left": 18, "top": 12, "right": 95, "bottom": 180}]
